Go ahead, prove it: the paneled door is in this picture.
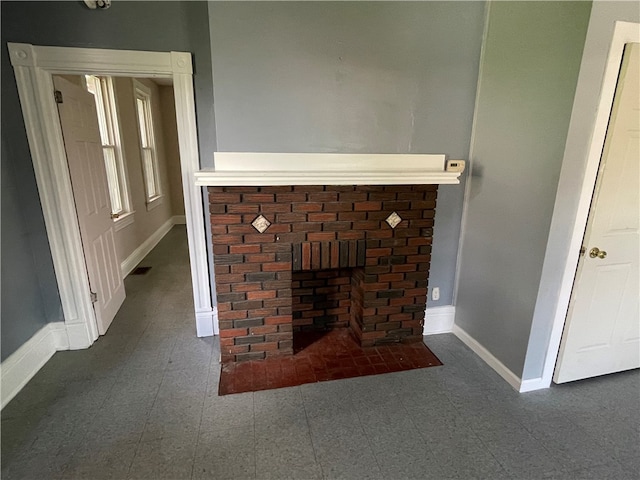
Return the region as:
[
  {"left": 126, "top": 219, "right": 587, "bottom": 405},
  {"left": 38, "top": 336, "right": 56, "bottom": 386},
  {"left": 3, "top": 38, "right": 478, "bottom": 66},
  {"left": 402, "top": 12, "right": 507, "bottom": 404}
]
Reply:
[
  {"left": 554, "top": 44, "right": 639, "bottom": 383},
  {"left": 54, "top": 76, "right": 125, "bottom": 335}
]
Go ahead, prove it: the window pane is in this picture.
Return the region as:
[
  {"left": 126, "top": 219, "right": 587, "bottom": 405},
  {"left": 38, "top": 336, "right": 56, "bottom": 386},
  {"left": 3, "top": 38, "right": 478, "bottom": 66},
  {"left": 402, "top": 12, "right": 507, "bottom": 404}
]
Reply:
[
  {"left": 85, "top": 75, "right": 97, "bottom": 95},
  {"left": 99, "top": 79, "right": 116, "bottom": 145},
  {"left": 103, "top": 146, "right": 122, "bottom": 214},
  {"left": 142, "top": 148, "right": 157, "bottom": 198},
  {"left": 136, "top": 98, "right": 148, "bottom": 148},
  {"left": 92, "top": 82, "right": 111, "bottom": 146}
]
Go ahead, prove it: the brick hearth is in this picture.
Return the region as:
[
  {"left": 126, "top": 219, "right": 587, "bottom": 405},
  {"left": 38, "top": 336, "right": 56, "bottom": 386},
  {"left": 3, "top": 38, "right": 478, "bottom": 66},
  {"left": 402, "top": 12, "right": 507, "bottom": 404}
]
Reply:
[{"left": 209, "top": 185, "right": 437, "bottom": 363}]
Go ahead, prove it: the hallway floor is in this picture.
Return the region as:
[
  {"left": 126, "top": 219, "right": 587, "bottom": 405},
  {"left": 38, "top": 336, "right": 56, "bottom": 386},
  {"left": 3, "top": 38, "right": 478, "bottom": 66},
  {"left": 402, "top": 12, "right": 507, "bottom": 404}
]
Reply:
[{"left": 2, "top": 226, "right": 639, "bottom": 479}]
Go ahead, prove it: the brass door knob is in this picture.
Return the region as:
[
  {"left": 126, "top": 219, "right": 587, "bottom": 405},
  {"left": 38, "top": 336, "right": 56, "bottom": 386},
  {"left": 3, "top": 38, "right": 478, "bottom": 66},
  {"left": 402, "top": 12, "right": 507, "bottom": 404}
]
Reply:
[{"left": 589, "top": 247, "right": 607, "bottom": 259}]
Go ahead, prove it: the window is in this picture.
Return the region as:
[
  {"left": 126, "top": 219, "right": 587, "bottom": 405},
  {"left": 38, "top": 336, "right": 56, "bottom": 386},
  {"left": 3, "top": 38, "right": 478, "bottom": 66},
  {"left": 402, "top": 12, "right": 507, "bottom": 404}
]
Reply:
[
  {"left": 133, "top": 80, "right": 162, "bottom": 209},
  {"left": 85, "top": 75, "right": 133, "bottom": 227}
]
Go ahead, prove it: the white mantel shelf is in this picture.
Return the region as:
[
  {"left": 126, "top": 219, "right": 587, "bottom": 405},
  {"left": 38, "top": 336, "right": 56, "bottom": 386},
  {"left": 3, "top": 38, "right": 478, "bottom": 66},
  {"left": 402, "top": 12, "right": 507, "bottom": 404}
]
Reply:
[{"left": 195, "top": 153, "right": 463, "bottom": 186}]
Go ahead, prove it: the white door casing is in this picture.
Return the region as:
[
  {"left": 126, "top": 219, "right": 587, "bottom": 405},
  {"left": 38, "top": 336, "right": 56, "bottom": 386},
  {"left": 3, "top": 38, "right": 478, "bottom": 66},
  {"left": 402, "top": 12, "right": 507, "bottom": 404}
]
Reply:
[
  {"left": 532, "top": 21, "right": 640, "bottom": 391},
  {"left": 554, "top": 44, "right": 640, "bottom": 383},
  {"left": 8, "top": 43, "right": 216, "bottom": 349},
  {"left": 54, "top": 76, "right": 126, "bottom": 335}
]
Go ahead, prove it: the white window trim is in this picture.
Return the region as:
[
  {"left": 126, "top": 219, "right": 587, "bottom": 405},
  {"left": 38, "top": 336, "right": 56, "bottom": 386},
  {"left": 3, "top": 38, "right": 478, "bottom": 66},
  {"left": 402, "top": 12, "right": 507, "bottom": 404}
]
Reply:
[
  {"left": 85, "top": 75, "right": 134, "bottom": 221},
  {"left": 133, "top": 79, "right": 163, "bottom": 211}
]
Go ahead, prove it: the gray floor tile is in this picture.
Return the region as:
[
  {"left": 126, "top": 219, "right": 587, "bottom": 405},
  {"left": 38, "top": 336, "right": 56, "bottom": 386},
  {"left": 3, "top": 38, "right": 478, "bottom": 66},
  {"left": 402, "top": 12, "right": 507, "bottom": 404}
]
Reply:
[
  {"left": 543, "top": 460, "right": 639, "bottom": 480},
  {"left": 127, "top": 435, "right": 197, "bottom": 480},
  {"left": 358, "top": 407, "right": 441, "bottom": 479},
  {"left": 1, "top": 407, "right": 51, "bottom": 460},
  {"left": 427, "top": 431, "right": 509, "bottom": 479},
  {"left": 375, "top": 448, "right": 443, "bottom": 480},
  {"left": 81, "top": 401, "right": 151, "bottom": 447},
  {"left": 60, "top": 440, "right": 137, "bottom": 480},
  {"left": 255, "top": 424, "right": 322, "bottom": 480},
  {"left": 2, "top": 446, "right": 71, "bottom": 480},
  {"left": 166, "top": 353, "right": 213, "bottom": 372},
  {"left": 103, "top": 370, "right": 163, "bottom": 408},
  {"left": 480, "top": 428, "right": 564, "bottom": 478},
  {"left": 205, "top": 363, "right": 222, "bottom": 395},
  {"left": 620, "top": 453, "right": 640, "bottom": 477},
  {"left": 141, "top": 398, "right": 203, "bottom": 442},
  {"left": 3, "top": 227, "right": 639, "bottom": 480},
  {"left": 200, "top": 392, "right": 254, "bottom": 431},
  {"left": 300, "top": 380, "right": 357, "bottom": 419},
  {"left": 193, "top": 425, "right": 256, "bottom": 480},
  {"left": 155, "top": 366, "right": 209, "bottom": 400},
  {"left": 518, "top": 411, "right": 621, "bottom": 471},
  {"left": 308, "top": 410, "right": 383, "bottom": 480},
  {"left": 254, "top": 386, "right": 307, "bottom": 428}
]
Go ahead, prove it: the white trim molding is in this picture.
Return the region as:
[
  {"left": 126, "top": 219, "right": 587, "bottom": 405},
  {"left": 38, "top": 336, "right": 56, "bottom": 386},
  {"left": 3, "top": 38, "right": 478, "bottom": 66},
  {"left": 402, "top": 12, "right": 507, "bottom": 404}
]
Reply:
[
  {"left": 7, "top": 43, "right": 215, "bottom": 345},
  {"left": 1, "top": 322, "right": 68, "bottom": 409},
  {"left": 452, "top": 324, "right": 523, "bottom": 392},
  {"left": 197, "top": 305, "right": 218, "bottom": 337},
  {"left": 533, "top": 21, "right": 640, "bottom": 390},
  {"left": 519, "top": 377, "right": 548, "bottom": 393},
  {"left": 196, "top": 153, "right": 463, "bottom": 186},
  {"left": 423, "top": 306, "right": 456, "bottom": 335}
]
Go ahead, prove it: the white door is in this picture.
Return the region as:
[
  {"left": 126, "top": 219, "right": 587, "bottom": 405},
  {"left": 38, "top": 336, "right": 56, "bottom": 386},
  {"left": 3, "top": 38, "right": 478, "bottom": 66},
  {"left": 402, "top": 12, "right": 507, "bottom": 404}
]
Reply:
[
  {"left": 554, "top": 44, "right": 640, "bottom": 383},
  {"left": 54, "top": 76, "right": 126, "bottom": 335}
]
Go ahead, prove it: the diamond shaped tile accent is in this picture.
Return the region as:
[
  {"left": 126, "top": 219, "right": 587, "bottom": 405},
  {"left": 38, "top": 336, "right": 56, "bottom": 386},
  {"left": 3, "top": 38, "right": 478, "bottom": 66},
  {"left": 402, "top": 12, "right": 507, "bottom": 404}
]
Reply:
[
  {"left": 251, "top": 214, "right": 271, "bottom": 233},
  {"left": 385, "top": 212, "right": 402, "bottom": 229}
]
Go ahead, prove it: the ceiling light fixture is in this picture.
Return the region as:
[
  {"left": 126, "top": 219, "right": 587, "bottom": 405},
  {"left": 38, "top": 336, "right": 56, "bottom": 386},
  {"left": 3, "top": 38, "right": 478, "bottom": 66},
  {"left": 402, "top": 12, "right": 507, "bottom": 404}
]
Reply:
[{"left": 84, "top": 0, "right": 111, "bottom": 9}]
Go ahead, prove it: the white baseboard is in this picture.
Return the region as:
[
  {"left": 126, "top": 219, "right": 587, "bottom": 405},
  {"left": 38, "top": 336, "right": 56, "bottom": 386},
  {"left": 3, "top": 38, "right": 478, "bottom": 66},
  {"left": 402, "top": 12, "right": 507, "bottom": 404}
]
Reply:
[
  {"left": 1, "top": 322, "right": 66, "bottom": 409},
  {"left": 196, "top": 306, "right": 217, "bottom": 337},
  {"left": 50, "top": 322, "right": 70, "bottom": 350},
  {"left": 172, "top": 215, "right": 186, "bottom": 225},
  {"left": 423, "top": 305, "right": 455, "bottom": 335},
  {"left": 121, "top": 217, "right": 177, "bottom": 277},
  {"left": 452, "top": 324, "right": 523, "bottom": 392},
  {"left": 519, "top": 377, "right": 549, "bottom": 392},
  {"left": 65, "top": 321, "right": 95, "bottom": 350}
]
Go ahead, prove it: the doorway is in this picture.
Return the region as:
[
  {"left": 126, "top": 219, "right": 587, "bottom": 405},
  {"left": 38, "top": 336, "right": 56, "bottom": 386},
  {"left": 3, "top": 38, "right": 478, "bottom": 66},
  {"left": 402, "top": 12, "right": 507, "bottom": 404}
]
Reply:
[
  {"left": 554, "top": 43, "right": 639, "bottom": 383},
  {"left": 54, "top": 73, "right": 190, "bottom": 336},
  {"left": 538, "top": 22, "right": 640, "bottom": 389},
  {"left": 8, "top": 43, "right": 216, "bottom": 351}
]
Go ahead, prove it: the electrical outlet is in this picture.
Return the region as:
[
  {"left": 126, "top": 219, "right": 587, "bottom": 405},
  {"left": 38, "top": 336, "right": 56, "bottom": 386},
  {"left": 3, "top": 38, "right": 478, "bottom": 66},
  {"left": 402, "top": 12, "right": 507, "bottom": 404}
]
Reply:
[{"left": 432, "top": 287, "right": 440, "bottom": 301}]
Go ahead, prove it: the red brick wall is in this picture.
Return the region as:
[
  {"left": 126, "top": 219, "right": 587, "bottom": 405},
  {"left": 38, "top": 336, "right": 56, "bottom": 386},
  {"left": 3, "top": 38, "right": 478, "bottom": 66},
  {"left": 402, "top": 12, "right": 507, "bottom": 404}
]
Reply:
[{"left": 209, "top": 185, "right": 437, "bottom": 363}]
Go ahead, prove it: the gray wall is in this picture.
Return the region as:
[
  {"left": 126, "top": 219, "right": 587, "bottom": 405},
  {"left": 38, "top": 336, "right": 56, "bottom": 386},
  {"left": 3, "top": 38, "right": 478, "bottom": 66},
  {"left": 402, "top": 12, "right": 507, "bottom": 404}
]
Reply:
[
  {"left": 455, "top": 1, "right": 591, "bottom": 376},
  {"left": 1, "top": 1, "right": 215, "bottom": 360},
  {"left": 208, "top": 1, "right": 486, "bottom": 307},
  {"left": 523, "top": 1, "right": 640, "bottom": 381},
  {"left": 1, "top": 137, "right": 62, "bottom": 361}
]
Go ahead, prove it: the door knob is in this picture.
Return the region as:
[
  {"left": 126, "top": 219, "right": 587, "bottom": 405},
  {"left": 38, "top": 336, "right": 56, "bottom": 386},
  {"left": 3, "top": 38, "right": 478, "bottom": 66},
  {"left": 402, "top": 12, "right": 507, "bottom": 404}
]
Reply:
[{"left": 589, "top": 247, "right": 607, "bottom": 259}]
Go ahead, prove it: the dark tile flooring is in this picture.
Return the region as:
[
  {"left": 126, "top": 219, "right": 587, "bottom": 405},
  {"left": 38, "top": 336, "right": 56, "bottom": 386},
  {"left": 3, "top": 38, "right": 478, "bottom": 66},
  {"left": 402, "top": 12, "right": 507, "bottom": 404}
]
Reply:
[
  {"left": 219, "top": 329, "right": 442, "bottom": 395},
  {"left": 1, "top": 226, "right": 639, "bottom": 479}
]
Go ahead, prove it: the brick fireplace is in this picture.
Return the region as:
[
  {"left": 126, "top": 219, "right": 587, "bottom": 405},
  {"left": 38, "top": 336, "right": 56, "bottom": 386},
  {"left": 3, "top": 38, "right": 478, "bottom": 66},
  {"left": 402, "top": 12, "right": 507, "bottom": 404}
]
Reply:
[{"left": 209, "top": 184, "right": 438, "bottom": 363}]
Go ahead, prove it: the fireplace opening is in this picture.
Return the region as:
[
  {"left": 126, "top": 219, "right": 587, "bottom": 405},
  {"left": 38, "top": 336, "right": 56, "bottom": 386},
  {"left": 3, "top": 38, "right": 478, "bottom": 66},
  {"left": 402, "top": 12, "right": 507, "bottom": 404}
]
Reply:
[
  {"left": 292, "top": 269, "right": 354, "bottom": 332},
  {"left": 292, "top": 267, "right": 364, "bottom": 352}
]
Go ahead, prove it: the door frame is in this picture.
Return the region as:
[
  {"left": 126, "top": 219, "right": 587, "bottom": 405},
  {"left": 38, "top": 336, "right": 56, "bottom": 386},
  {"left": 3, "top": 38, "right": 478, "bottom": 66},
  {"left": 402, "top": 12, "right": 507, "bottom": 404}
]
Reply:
[
  {"left": 537, "top": 22, "right": 640, "bottom": 388},
  {"left": 8, "top": 43, "right": 216, "bottom": 349}
]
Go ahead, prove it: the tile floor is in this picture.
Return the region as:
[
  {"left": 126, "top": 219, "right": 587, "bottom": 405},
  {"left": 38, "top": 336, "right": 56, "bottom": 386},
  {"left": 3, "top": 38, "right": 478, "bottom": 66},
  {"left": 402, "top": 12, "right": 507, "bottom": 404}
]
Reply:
[
  {"left": 2, "top": 226, "right": 639, "bottom": 480},
  {"left": 220, "top": 329, "right": 442, "bottom": 395}
]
